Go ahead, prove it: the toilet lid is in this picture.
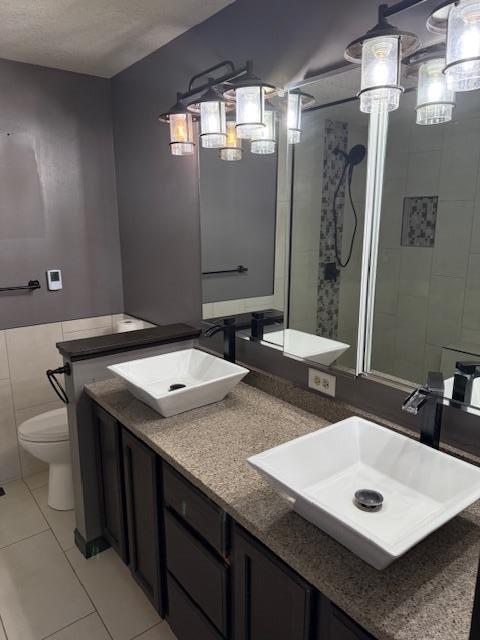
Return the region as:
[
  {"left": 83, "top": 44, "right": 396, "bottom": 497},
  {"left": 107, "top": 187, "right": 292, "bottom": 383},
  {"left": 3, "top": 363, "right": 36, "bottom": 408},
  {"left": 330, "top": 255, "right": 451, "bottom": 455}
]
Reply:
[{"left": 18, "top": 408, "right": 69, "bottom": 443}]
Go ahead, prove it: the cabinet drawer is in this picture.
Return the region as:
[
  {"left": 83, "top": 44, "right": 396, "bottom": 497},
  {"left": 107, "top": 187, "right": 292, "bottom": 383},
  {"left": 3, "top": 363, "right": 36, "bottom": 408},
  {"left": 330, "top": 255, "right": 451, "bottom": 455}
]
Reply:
[
  {"left": 165, "top": 510, "right": 228, "bottom": 636},
  {"left": 167, "top": 573, "right": 224, "bottom": 640},
  {"left": 163, "top": 463, "right": 228, "bottom": 556}
]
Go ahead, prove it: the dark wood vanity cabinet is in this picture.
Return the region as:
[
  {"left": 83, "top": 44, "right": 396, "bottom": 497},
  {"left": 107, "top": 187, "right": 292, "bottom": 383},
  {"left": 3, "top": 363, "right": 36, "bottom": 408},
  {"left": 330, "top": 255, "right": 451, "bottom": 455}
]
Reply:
[
  {"left": 92, "top": 402, "right": 377, "bottom": 640},
  {"left": 232, "top": 524, "right": 313, "bottom": 640},
  {"left": 122, "top": 428, "right": 166, "bottom": 616},
  {"left": 94, "top": 405, "right": 128, "bottom": 562}
]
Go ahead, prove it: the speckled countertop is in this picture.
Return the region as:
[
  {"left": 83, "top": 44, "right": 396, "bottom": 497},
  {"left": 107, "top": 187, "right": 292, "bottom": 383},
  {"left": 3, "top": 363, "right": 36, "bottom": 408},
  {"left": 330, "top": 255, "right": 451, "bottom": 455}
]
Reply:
[{"left": 85, "top": 378, "right": 480, "bottom": 640}]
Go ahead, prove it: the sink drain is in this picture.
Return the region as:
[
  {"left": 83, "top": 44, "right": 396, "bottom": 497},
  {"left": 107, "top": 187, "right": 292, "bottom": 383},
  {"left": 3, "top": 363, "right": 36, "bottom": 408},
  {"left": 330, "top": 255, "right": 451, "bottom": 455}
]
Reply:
[
  {"left": 354, "top": 489, "right": 383, "bottom": 512},
  {"left": 168, "top": 383, "right": 186, "bottom": 392}
]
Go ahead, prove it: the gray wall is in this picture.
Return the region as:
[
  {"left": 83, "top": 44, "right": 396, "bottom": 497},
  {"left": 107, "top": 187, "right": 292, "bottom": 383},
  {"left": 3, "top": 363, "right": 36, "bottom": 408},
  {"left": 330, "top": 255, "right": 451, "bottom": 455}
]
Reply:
[
  {"left": 199, "top": 145, "right": 277, "bottom": 303},
  {"left": 0, "top": 58, "right": 123, "bottom": 330},
  {"left": 112, "top": 0, "right": 439, "bottom": 327}
]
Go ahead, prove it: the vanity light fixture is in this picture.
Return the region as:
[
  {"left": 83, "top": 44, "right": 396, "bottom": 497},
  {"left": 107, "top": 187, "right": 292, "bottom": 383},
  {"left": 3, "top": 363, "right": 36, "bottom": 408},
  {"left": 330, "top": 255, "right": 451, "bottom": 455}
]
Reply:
[
  {"left": 220, "top": 121, "right": 242, "bottom": 161},
  {"left": 345, "top": 5, "right": 419, "bottom": 114},
  {"left": 188, "top": 83, "right": 227, "bottom": 149},
  {"left": 223, "top": 61, "right": 276, "bottom": 139},
  {"left": 404, "top": 44, "right": 456, "bottom": 124},
  {"left": 251, "top": 110, "right": 277, "bottom": 154},
  {"left": 444, "top": 0, "right": 480, "bottom": 91},
  {"left": 287, "top": 90, "right": 315, "bottom": 144},
  {"left": 158, "top": 94, "right": 195, "bottom": 156}
]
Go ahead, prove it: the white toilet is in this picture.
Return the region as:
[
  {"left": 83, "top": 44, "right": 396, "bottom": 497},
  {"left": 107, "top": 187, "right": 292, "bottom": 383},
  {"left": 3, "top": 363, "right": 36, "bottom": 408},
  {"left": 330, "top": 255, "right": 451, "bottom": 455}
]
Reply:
[{"left": 18, "top": 407, "right": 74, "bottom": 511}]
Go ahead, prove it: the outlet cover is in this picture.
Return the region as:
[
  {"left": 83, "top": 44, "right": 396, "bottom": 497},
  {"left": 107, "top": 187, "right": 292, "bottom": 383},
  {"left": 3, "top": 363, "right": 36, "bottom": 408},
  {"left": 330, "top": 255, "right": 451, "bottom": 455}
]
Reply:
[{"left": 308, "top": 368, "right": 336, "bottom": 398}]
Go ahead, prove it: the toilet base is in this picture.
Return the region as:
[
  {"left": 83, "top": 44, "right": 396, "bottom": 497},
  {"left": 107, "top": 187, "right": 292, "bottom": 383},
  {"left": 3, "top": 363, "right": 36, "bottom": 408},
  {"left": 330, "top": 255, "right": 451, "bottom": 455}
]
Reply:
[{"left": 48, "top": 463, "right": 74, "bottom": 511}]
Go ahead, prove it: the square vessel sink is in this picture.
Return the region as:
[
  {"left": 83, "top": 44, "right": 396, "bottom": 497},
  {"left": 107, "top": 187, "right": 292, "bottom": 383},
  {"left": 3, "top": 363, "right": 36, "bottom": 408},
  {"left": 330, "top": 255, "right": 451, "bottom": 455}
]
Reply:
[
  {"left": 108, "top": 348, "right": 248, "bottom": 417},
  {"left": 262, "top": 329, "right": 349, "bottom": 366},
  {"left": 248, "top": 416, "right": 480, "bottom": 569}
]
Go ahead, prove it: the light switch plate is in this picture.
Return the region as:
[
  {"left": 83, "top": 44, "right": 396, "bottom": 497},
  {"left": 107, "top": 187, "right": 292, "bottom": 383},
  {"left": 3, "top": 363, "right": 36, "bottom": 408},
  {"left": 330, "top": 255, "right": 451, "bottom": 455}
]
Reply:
[{"left": 308, "top": 367, "right": 336, "bottom": 398}]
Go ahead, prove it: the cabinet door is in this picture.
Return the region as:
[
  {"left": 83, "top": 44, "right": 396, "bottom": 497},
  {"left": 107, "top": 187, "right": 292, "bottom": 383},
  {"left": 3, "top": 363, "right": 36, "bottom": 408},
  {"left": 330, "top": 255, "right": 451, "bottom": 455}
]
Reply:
[
  {"left": 122, "top": 428, "right": 165, "bottom": 616},
  {"left": 94, "top": 405, "right": 128, "bottom": 562},
  {"left": 232, "top": 524, "right": 313, "bottom": 640},
  {"left": 316, "top": 596, "right": 375, "bottom": 640}
]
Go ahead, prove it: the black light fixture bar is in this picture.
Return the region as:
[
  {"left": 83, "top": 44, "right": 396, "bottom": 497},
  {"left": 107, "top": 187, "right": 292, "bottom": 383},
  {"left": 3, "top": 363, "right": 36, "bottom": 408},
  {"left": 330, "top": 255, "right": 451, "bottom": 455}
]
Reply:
[
  {"left": 380, "top": 0, "right": 429, "bottom": 19},
  {"left": 178, "top": 60, "right": 251, "bottom": 103}
]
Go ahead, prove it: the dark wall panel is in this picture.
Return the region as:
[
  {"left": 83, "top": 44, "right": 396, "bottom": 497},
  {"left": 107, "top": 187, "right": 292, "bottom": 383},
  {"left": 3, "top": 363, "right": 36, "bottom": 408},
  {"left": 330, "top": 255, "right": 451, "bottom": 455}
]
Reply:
[
  {"left": 0, "top": 59, "right": 123, "bottom": 330},
  {"left": 112, "top": 0, "right": 439, "bottom": 326}
]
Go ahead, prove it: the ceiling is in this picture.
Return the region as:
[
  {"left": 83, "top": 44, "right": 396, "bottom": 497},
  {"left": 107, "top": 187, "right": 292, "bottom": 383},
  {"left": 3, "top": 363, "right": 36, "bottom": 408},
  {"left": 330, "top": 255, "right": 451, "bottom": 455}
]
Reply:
[{"left": 0, "top": 0, "right": 235, "bottom": 78}]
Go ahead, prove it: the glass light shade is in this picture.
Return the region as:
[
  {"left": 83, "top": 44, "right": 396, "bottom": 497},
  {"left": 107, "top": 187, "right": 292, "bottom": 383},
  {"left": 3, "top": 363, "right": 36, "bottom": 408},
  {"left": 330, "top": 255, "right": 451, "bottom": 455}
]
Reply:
[
  {"left": 445, "top": 0, "right": 480, "bottom": 91},
  {"left": 360, "top": 35, "right": 402, "bottom": 113},
  {"left": 200, "top": 100, "right": 226, "bottom": 148},
  {"left": 235, "top": 86, "right": 265, "bottom": 139},
  {"left": 220, "top": 121, "right": 242, "bottom": 161},
  {"left": 169, "top": 113, "right": 194, "bottom": 156},
  {"left": 416, "top": 58, "right": 455, "bottom": 125},
  {"left": 251, "top": 110, "right": 276, "bottom": 154},
  {"left": 287, "top": 92, "right": 302, "bottom": 144}
]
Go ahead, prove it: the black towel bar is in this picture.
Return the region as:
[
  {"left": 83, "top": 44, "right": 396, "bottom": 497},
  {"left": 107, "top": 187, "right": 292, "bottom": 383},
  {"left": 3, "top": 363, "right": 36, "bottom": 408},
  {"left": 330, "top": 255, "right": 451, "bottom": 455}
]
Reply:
[
  {"left": 202, "top": 265, "right": 248, "bottom": 276},
  {"left": 0, "top": 280, "right": 41, "bottom": 293}
]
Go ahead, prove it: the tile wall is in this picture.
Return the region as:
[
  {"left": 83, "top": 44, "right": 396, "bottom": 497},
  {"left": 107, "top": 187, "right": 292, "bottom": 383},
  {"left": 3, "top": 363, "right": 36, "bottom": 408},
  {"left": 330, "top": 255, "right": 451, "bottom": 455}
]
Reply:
[
  {"left": 0, "top": 314, "right": 153, "bottom": 484},
  {"left": 372, "top": 90, "right": 480, "bottom": 384}
]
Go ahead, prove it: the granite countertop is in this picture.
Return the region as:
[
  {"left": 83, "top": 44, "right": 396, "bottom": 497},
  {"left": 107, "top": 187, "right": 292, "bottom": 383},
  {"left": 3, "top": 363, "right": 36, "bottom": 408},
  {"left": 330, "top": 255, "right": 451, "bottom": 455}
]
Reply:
[{"left": 85, "top": 378, "right": 480, "bottom": 640}]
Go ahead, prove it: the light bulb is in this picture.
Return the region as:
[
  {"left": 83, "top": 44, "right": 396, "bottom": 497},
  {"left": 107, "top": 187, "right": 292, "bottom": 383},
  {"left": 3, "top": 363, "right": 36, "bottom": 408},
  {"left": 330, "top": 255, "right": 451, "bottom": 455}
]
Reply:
[
  {"left": 251, "top": 110, "right": 276, "bottom": 154},
  {"left": 445, "top": 0, "right": 480, "bottom": 91},
  {"left": 220, "top": 121, "right": 242, "bottom": 161},
  {"left": 200, "top": 100, "right": 226, "bottom": 148},
  {"left": 416, "top": 57, "right": 455, "bottom": 125},
  {"left": 169, "top": 113, "right": 194, "bottom": 156},
  {"left": 360, "top": 35, "right": 402, "bottom": 113},
  {"left": 235, "top": 86, "right": 266, "bottom": 139},
  {"left": 287, "top": 93, "right": 302, "bottom": 144}
]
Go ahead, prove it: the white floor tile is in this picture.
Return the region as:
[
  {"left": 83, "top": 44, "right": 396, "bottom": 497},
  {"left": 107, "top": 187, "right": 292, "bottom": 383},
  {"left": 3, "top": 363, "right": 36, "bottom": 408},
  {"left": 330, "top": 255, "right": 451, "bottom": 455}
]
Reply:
[
  {"left": 0, "top": 480, "right": 48, "bottom": 548},
  {"left": 32, "top": 485, "right": 75, "bottom": 551},
  {"left": 45, "top": 613, "right": 110, "bottom": 640},
  {"left": 0, "top": 620, "right": 6, "bottom": 640},
  {"left": 66, "top": 547, "right": 160, "bottom": 640},
  {"left": 0, "top": 531, "right": 93, "bottom": 640},
  {"left": 23, "top": 470, "right": 49, "bottom": 491},
  {"left": 136, "top": 623, "right": 177, "bottom": 639}
]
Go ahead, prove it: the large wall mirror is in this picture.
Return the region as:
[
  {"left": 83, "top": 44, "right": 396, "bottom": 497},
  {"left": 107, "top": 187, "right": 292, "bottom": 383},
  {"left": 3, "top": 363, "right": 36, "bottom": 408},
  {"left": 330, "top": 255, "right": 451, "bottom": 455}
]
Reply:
[
  {"left": 368, "top": 65, "right": 480, "bottom": 411},
  {"left": 200, "top": 95, "right": 288, "bottom": 333}
]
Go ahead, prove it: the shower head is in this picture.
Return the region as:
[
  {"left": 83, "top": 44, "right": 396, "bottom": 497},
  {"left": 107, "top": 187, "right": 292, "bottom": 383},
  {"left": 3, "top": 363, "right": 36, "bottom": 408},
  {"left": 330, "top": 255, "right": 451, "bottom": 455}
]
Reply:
[
  {"left": 348, "top": 144, "right": 366, "bottom": 167},
  {"left": 333, "top": 144, "right": 366, "bottom": 167}
]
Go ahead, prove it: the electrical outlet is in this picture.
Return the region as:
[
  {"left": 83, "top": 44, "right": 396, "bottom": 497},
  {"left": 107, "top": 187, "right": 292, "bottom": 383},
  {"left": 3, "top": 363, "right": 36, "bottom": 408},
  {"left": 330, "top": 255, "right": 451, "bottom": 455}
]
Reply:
[{"left": 308, "top": 367, "right": 336, "bottom": 397}]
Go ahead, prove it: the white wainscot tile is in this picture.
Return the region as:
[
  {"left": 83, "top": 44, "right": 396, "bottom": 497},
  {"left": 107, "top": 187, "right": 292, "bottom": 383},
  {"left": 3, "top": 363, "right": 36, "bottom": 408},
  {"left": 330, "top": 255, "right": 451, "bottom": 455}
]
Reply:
[
  {"left": 424, "top": 344, "right": 443, "bottom": 381},
  {"left": 5, "top": 323, "right": 63, "bottom": 411},
  {"left": 471, "top": 195, "right": 480, "bottom": 253},
  {"left": 379, "top": 194, "right": 403, "bottom": 250},
  {"left": 202, "top": 304, "right": 214, "bottom": 320},
  {"left": 375, "top": 249, "right": 401, "bottom": 314},
  {"left": 211, "top": 300, "right": 245, "bottom": 317},
  {"left": 432, "top": 200, "right": 474, "bottom": 278},
  {"left": 439, "top": 120, "right": 480, "bottom": 201},
  {"left": 61, "top": 315, "right": 112, "bottom": 335},
  {"left": 395, "top": 295, "right": 428, "bottom": 366},
  {"left": 0, "top": 380, "right": 20, "bottom": 483},
  {"left": 244, "top": 296, "right": 275, "bottom": 313},
  {"left": 371, "top": 312, "right": 397, "bottom": 377}
]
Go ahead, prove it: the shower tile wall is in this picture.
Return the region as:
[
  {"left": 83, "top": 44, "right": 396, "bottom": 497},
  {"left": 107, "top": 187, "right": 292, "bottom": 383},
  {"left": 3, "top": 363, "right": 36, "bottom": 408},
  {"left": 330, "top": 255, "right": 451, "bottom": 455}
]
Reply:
[
  {"left": 0, "top": 314, "right": 151, "bottom": 484},
  {"left": 290, "top": 110, "right": 367, "bottom": 369},
  {"left": 373, "top": 91, "right": 480, "bottom": 384}
]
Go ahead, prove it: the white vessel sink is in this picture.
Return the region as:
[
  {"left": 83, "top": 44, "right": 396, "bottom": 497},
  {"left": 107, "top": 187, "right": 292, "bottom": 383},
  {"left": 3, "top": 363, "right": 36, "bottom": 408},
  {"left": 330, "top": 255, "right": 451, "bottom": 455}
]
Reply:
[
  {"left": 262, "top": 329, "right": 349, "bottom": 366},
  {"left": 248, "top": 416, "right": 480, "bottom": 569},
  {"left": 108, "top": 349, "right": 248, "bottom": 417}
]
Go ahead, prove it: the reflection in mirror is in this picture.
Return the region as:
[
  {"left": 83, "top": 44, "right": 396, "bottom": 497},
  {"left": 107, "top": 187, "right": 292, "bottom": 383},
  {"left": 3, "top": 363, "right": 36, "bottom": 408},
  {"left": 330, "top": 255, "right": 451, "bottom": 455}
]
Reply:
[
  {"left": 199, "top": 96, "right": 287, "bottom": 339},
  {"left": 371, "top": 75, "right": 480, "bottom": 410},
  {"left": 278, "top": 66, "right": 367, "bottom": 370}
]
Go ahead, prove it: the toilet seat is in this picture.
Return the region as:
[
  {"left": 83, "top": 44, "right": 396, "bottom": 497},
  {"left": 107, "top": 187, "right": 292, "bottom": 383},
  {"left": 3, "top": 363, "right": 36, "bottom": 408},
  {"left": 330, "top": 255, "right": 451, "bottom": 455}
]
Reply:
[{"left": 18, "top": 407, "right": 69, "bottom": 443}]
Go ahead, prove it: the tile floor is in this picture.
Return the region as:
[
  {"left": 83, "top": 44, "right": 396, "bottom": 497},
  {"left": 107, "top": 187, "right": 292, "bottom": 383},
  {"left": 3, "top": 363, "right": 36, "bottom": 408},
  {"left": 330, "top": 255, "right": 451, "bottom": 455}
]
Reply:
[{"left": 0, "top": 474, "right": 177, "bottom": 640}]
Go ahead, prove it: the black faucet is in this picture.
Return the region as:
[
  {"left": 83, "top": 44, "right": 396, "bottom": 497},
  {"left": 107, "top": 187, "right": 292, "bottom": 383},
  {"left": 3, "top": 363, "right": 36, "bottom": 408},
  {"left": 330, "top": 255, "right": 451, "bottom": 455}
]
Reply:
[
  {"left": 203, "top": 317, "right": 240, "bottom": 363},
  {"left": 452, "top": 361, "right": 480, "bottom": 404},
  {"left": 250, "top": 311, "right": 283, "bottom": 342},
  {"left": 402, "top": 371, "right": 445, "bottom": 449}
]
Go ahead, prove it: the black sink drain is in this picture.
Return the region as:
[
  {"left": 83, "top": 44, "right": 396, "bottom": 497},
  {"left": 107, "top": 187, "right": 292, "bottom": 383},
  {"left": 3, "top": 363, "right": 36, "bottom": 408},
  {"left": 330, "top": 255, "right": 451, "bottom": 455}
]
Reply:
[{"left": 354, "top": 489, "right": 383, "bottom": 512}]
